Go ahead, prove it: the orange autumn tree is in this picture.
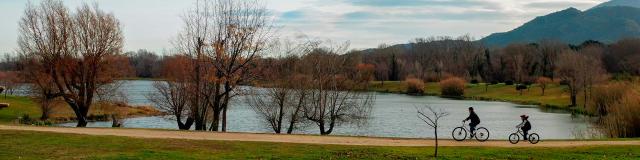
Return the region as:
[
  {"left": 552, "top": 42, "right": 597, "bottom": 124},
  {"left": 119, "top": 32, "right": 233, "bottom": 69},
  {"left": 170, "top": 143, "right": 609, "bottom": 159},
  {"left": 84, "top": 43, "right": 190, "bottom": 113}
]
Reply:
[
  {"left": 355, "top": 63, "right": 375, "bottom": 89},
  {"left": 18, "top": 1, "right": 125, "bottom": 127}
]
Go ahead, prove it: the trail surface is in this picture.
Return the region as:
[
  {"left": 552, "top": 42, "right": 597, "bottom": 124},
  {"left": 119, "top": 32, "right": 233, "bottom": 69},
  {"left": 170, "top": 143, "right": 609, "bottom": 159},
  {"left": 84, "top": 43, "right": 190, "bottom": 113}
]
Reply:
[{"left": 2, "top": 125, "right": 638, "bottom": 147}]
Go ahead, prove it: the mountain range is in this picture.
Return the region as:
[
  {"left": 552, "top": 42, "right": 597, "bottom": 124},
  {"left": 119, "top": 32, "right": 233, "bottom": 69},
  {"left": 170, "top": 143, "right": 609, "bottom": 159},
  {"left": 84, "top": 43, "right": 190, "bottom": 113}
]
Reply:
[{"left": 480, "top": 0, "right": 640, "bottom": 47}]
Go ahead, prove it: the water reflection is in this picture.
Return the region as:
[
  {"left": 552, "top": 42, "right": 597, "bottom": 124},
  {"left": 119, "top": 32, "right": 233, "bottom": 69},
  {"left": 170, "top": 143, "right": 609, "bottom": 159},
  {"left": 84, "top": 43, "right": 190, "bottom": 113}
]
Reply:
[{"left": 54, "top": 80, "right": 599, "bottom": 139}]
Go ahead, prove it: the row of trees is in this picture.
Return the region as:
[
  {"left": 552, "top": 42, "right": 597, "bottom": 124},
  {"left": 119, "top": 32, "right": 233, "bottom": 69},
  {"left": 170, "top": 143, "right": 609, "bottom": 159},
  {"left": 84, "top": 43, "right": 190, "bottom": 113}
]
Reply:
[
  {"left": 6, "top": 0, "right": 374, "bottom": 135},
  {"left": 360, "top": 37, "right": 639, "bottom": 84},
  {"left": 356, "top": 37, "right": 640, "bottom": 107},
  {"left": 245, "top": 41, "right": 374, "bottom": 134}
]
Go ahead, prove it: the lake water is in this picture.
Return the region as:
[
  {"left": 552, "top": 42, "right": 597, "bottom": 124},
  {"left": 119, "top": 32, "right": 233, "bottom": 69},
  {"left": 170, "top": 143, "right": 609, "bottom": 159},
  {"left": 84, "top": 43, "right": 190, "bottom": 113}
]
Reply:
[{"left": 58, "top": 80, "right": 598, "bottom": 139}]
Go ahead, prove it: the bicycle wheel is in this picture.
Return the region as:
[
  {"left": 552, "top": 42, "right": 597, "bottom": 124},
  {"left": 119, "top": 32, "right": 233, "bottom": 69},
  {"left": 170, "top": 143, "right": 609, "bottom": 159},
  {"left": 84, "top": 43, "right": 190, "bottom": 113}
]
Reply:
[
  {"left": 528, "top": 133, "right": 540, "bottom": 144},
  {"left": 452, "top": 127, "right": 467, "bottom": 141},
  {"left": 475, "top": 127, "right": 490, "bottom": 142},
  {"left": 509, "top": 133, "right": 520, "bottom": 144}
]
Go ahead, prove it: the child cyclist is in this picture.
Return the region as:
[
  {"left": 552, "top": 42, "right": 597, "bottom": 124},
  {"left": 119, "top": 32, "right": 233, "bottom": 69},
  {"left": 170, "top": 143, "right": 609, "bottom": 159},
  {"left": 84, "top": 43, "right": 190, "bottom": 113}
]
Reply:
[{"left": 516, "top": 115, "right": 532, "bottom": 140}]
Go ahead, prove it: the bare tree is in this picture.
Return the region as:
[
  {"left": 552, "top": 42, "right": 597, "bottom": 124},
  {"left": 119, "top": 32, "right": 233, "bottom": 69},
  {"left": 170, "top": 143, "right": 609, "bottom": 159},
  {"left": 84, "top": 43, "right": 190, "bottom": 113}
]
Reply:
[
  {"left": 18, "top": 1, "right": 125, "bottom": 127},
  {"left": 557, "top": 50, "right": 607, "bottom": 107},
  {"left": 175, "top": 0, "right": 272, "bottom": 131},
  {"left": 147, "top": 55, "right": 197, "bottom": 130},
  {"left": 536, "top": 77, "right": 552, "bottom": 96},
  {"left": 417, "top": 106, "right": 449, "bottom": 158},
  {"left": 299, "top": 42, "right": 375, "bottom": 135},
  {"left": 246, "top": 39, "right": 311, "bottom": 134}
]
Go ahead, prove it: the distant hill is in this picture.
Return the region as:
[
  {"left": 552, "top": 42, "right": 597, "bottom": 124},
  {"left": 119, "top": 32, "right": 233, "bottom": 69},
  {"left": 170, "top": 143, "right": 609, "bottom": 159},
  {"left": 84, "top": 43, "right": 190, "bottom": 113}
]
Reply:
[
  {"left": 592, "top": 0, "right": 640, "bottom": 9},
  {"left": 480, "top": 0, "right": 640, "bottom": 47}
]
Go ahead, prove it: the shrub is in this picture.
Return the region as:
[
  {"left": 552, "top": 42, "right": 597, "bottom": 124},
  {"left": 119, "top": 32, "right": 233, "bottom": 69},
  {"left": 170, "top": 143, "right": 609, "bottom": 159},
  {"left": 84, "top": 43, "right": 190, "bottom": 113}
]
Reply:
[
  {"left": 515, "top": 84, "right": 528, "bottom": 95},
  {"left": 405, "top": 78, "right": 425, "bottom": 95},
  {"left": 586, "top": 82, "right": 640, "bottom": 138},
  {"left": 601, "top": 89, "right": 640, "bottom": 138},
  {"left": 588, "top": 83, "right": 630, "bottom": 117},
  {"left": 470, "top": 79, "right": 479, "bottom": 84},
  {"left": 536, "top": 77, "right": 552, "bottom": 96},
  {"left": 490, "top": 81, "right": 498, "bottom": 85},
  {"left": 559, "top": 80, "right": 570, "bottom": 85},
  {"left": 440, "top": 77, "right": 465, "bottom": 97},
  {"left": 505, "top": 80, "right": 514, "bottom": 85},
  {"left": 18, "top": 114, "right": 32, "bottom": 125},
  {"left": 516, "top": 84, "right": 528, "bottom": 90},
  {"left": 31, "top": 120, "right": 53, "bottom": 126}
]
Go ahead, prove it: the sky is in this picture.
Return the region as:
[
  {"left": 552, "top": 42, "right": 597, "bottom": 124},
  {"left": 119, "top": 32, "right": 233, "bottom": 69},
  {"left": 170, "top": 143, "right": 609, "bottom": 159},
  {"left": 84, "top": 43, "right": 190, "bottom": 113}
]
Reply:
[{"left": 0, "top": 0, "right": 607, "bottom": 54}]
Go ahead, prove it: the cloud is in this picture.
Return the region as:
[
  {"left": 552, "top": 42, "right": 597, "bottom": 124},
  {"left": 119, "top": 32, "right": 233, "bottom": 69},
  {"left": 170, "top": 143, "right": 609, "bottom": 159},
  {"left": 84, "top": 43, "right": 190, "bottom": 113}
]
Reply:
[
  {"left": 524, "top": 1, "right": 602, "bottom": 10},
  {"left": 0, "top": 0, "right": 609, "bottom": 53},
  {"left": 344, "top": 0, "right": 495, "bottom": 8},
  {"left": 279, "top": 10, "right": 305, "bottom": 20}
]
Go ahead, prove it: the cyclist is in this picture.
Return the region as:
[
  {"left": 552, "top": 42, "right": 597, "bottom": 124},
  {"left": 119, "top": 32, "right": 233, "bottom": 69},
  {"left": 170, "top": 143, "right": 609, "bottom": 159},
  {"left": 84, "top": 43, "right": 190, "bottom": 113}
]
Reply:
[
  {"left": 462, "top": 107, "right": 481, "bottom": 137},
  {"left": 517, "top": 115, "right": 532, "bottom": 140}
]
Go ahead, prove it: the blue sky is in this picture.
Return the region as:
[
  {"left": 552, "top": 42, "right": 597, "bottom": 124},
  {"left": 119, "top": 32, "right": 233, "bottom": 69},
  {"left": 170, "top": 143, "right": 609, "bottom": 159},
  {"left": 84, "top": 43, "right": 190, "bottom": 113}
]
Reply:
[{"left": 0, "top": 0, "right": 606, "bottom": 54}]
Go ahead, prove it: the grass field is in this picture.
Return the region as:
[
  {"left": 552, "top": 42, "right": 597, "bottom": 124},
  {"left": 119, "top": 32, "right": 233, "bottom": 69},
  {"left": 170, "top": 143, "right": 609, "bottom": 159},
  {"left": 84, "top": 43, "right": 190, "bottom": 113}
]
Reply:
[
  {"left": 0, "top": 95, "right": 160, "bottom": 124},
  {"left": 370, "top": 81, "right": 574, "bottom": 109},
  {"left": 0, "top": 95, "right": 40, "bottom": 124},
  {"left": 0, "top": 130, "right": 638, "bottom": 160}
]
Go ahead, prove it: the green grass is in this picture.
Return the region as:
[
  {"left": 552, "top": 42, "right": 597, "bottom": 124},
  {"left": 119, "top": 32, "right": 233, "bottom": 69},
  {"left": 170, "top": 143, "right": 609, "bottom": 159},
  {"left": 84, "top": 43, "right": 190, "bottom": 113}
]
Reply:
[
  {"left": 370, "top": 81, "right": 573, "bottom": 109},
  {"left": 0, "top": 130, "right": 638, "bottom": 160},
  {"left": 0, "top": 95, "right": 40, "bottom": 123}
]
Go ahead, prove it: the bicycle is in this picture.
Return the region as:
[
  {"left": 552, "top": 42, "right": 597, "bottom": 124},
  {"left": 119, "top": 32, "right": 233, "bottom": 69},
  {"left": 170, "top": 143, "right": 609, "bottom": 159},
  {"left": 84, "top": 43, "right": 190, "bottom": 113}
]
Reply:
[
  {"left": 451, "top": 122, "right": 490, "bottom": 142},
  {"left": 508, "top": 127, "right": 540, "bottom": 144}
]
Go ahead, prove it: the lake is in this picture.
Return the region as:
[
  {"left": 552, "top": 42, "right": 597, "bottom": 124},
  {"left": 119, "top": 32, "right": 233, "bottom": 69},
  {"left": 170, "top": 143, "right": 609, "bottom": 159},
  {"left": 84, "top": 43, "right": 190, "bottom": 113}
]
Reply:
[{"left": 59, "top": 80, "right": 598, "bottom": 139}]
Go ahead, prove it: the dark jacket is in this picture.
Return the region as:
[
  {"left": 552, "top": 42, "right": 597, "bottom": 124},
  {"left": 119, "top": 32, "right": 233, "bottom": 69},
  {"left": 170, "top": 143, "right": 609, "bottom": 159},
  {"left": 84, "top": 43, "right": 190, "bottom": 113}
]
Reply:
[
  {"left": 465, "top": 111, "right": 480, "bottom": 124},
  {"left": 522, "top": 120, "right": 531, "bottom": 131}
]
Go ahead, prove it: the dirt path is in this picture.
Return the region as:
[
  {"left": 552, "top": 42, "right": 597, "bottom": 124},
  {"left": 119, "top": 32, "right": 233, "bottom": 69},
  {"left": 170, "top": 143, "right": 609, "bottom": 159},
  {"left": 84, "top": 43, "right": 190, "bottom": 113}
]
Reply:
[{"left": 2, "top": 125, "right": 639, "bottom": 147}]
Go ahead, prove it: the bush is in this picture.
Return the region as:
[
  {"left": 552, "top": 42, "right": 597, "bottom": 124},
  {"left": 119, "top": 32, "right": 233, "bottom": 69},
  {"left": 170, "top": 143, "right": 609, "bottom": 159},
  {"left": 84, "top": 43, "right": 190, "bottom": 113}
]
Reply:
[
  {"left": 516, "top": 84, "right": 528, "bottom": 90},
  {"left": 559, "top": 80, "right": 570, "bottom": 85},
  {"left": 440, "top": 77, "right": 465, "bottom": 97},
  {"left": 601, "top": 89, "right": 640, "bottom": 138},
  {"left": 18, "top": 114, "right": 33, "bottom": 125},
  {"left": 490, "top": 81, "right": 499, "bottom": 85},
  {"left": 588, "top": 83, "right": 630, "bottom": 117},
  {"left": 31, "top": 120, "right": 53, "bottom": 126},
  {"left": 505, "top": 80, "right": 514, "bottom": 85},
  {"left": 470, "top": 79, "right": 479, "bottom": 84},
  {"left": 611, "top": 73, "right": 634, "bottom": 81},
  {"left": 586, "top": 82, "right": 640, "bottom": 138},
  {"left": 405, "top": 78, "right": 425, "bottom": 95}
]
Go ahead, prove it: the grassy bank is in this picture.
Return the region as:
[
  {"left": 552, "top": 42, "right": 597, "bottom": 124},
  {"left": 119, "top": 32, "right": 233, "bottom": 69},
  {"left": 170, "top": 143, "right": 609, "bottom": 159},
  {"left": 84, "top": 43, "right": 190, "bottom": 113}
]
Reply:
[
  {"left": 1, "top": 130, "right": 638, "bottom": 159},
  {"left": 0, "top": 95, "right": 161, "bottom": 124},
  {"left": 0, "top": 96, "right": 40, "bottom": 123},
  {"left": 369, "top": 81, "right": 573, "bottom": 109}
]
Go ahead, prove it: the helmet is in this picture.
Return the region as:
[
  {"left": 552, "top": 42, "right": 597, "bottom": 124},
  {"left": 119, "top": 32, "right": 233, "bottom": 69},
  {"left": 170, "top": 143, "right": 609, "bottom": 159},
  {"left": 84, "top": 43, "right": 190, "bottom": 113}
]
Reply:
[
  {"left": 520, "top": 115, "right": 529, "bottom": 119},
  {"left": 468, "top": 107, "right": 474, "bottom": 111}
]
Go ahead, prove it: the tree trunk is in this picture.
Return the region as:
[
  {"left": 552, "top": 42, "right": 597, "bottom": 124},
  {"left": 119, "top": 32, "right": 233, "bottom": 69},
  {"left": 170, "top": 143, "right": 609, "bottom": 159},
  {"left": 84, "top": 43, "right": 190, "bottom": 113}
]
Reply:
[
  {"left": 319, "top": 121, "right": 327, "bottom": 135},
  {"left": 211, "top": 109, "right": 220, "bottom": 131},
  {"left": 222, "top": 105, "right": 228, "bottom": 132},
  {"left": 40, "top": 100, "right": 50, "bottom": 121},
  {"left": 68, "top": 102, "right": 89, "bottom": 127},
  {"left": 276, "top": 103, "right": 284, "bottom": 134},
  {"left": 76, "top": 115, "right": 88, "bottom": 127},
  {"left": 178, "top": 117, "right": 194, "bottom": 130},
  {"left": 583, "top": 87, "right": 588, "bottom": 108},
  {"left": 434, "top": 128, "right": 438, "bottom": 158},
  {"left": 570, "top": 90, "right": 577, "bottom": 107}
]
